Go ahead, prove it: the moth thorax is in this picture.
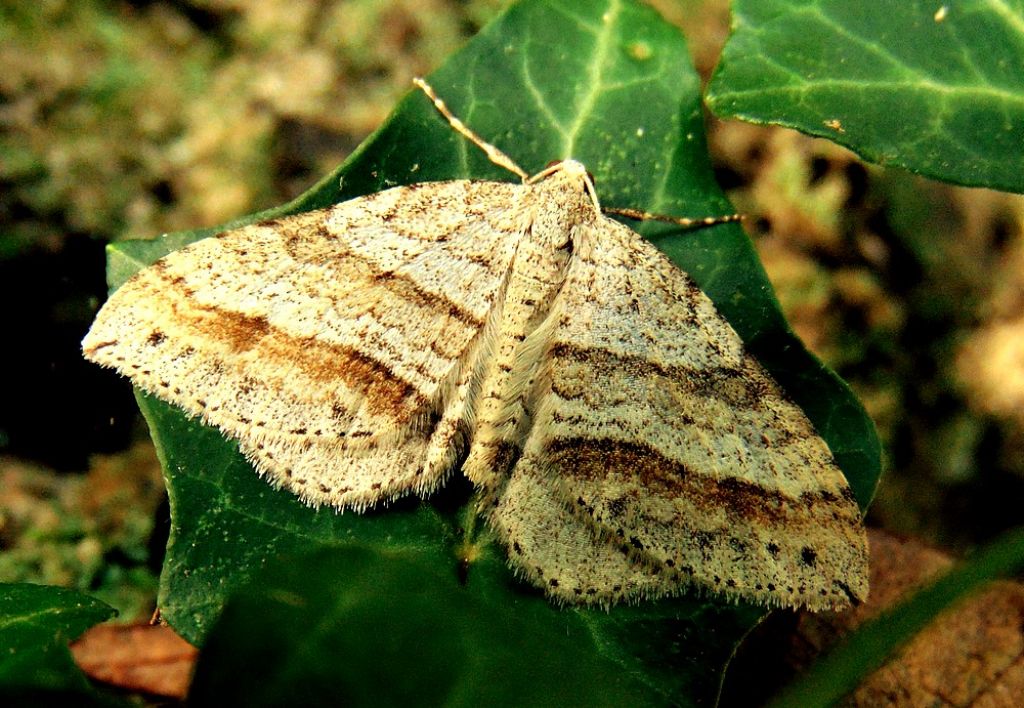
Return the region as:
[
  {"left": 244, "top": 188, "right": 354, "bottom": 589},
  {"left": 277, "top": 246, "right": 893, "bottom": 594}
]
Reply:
[{"left": 531, "top": 173, "right": 598, "bottom": 243}]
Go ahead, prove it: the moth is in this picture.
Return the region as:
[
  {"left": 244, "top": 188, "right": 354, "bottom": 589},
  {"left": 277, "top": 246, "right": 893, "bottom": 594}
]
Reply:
[{"left": 83, "top": 79, "right": 869, "bottom": 610}]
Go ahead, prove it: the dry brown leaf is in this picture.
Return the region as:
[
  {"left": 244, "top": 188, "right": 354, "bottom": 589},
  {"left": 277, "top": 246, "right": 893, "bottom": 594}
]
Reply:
[
  {"left": 723, "top": 529, "right": 1024, "bottom": 707},
  {"left": 796, "top": 530, "right": 1024, "bottom": 707},
  {"left": 70, "top": 622, "right": 197, "bottom": 699}
]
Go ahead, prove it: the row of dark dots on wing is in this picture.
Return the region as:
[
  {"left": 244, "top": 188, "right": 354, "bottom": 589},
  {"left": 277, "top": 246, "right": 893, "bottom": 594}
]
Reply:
[
  {"left": 146, "top": 327, "right": 390, "bottom": 445},
  {"left": 570, "top": 495, "right": 836, "bottom": 599}
]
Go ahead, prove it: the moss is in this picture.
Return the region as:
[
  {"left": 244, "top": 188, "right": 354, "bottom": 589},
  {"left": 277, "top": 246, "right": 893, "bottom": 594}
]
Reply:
[{"left": 0, "top": 443, "right": 164, "bottom": 620}]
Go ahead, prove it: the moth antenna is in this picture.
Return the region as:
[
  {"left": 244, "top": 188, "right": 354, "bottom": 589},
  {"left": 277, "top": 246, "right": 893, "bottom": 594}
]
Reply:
[
  {"left": 413, "top": 77, "right": 530, "bottom": 182},
  {"left": 603, "top": 207, "right": 744, "bottom": 229}
]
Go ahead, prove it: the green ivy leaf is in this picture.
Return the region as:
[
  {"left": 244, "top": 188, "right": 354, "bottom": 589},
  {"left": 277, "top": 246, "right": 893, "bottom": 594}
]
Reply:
[
  {"left": 0, "top": 584, "right": 118, "bottom": 705},
  {"left": 103, "top": 0, "right": 880, "bottom": 703},
  {"left": 144, "top": 392, "right": 454, "bottom": 643},
  {"left": 187, "top": 547, "right": 664, "bottom": 707},
  {"left": 706, "top": 0, "right": 1024, "bottom": 194}
]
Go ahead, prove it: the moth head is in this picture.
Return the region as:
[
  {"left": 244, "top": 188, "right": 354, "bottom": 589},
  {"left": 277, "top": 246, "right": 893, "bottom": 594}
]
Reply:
[{"left": 531, "top": 159, "right": 602, "bottom": 214}]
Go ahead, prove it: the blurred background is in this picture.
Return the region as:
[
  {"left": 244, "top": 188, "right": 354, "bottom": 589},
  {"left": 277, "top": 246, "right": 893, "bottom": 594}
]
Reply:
[{"left": 2, "top": 0, "right": 1022, "bottom": 622}]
